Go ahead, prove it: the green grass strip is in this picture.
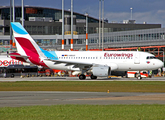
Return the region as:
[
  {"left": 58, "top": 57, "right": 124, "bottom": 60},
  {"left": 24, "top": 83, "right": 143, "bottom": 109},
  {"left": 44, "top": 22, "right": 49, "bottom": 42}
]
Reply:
[
  {"left": 0, "top": 105, "right": 165, "bottom": 120},
  {"left": 0, "top": 81, "right": 165, "bottom": 92}
]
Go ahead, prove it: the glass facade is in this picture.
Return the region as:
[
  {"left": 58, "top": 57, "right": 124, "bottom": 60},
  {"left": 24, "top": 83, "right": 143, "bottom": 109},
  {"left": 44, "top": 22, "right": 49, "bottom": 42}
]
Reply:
[
  {"left": 99, "top": 29, "right": 163, "bottom": 43},
  {"left": 75, "top": 28, "right": 165, "bottom": 47},
  {"left": 0, "top": 6, "right": 99, "bottom": 23},
  {"left": 0, "top": 27, "right": 165, "bottom": 52}
]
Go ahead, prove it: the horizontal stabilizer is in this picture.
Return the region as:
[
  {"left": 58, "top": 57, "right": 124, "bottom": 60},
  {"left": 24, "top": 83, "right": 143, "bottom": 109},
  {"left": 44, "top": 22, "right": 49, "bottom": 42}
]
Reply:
[{"left": 9, "top": 53, "right": 29, "bottom": 60}]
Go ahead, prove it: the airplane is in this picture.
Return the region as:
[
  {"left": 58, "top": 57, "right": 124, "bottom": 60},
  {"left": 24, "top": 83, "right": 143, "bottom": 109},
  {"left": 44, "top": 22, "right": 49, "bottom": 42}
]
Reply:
[
  {"left": 0, "top": 55, "right": 24, "bottom": 67},
  {"left": 9, "top": 22, "right": 164, "bottom": 80}
]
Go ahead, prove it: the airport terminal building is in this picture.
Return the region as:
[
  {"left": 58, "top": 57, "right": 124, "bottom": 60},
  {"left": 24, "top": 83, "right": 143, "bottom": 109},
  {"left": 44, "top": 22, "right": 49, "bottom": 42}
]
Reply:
[{"left": 0, "top": 6, "right": 165, "bottom": 52}]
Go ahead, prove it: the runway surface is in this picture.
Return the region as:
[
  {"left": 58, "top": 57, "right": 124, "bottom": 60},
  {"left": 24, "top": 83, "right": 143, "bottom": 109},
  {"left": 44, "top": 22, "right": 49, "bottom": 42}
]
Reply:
[
  {"left": 0, "top": 76, "right": 165, "bottom": 81},
  {"left": 1, "top": 91, "right": 165, "bottom": 107},
  {"left": 0, "top": 76, "right": 165, "bottom": 107}
]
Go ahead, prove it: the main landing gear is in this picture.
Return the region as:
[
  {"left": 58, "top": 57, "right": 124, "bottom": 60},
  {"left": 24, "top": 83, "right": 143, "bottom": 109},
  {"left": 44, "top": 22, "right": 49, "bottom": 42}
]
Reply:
[
  {"left": 90, "top": 74, "right": 97, "bottom": 79},
  {"left": 79, "top": 74, "right": 86, "bottom": 80},
  {"left": 79, "top": 74, "right": 97, "bottom": 80}
]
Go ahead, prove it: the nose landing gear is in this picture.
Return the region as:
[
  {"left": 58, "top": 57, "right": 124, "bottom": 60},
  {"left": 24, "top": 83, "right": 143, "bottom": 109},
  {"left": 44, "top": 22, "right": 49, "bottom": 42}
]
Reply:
[{"left": 135, "top": 73, "right": 142, "bottom": 80}]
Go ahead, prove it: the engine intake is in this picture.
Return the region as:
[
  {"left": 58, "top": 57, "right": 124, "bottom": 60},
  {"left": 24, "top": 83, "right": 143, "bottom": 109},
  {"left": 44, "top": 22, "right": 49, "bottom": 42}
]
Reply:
[{"left": 92, "top": 66, "right": 111, "bottom": 77}]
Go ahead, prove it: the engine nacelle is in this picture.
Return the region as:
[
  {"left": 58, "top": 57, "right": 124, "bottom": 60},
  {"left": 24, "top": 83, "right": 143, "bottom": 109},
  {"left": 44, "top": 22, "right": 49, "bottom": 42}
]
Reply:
[{"left": 92, "top": 66, "right": 111, "bottom": 77}]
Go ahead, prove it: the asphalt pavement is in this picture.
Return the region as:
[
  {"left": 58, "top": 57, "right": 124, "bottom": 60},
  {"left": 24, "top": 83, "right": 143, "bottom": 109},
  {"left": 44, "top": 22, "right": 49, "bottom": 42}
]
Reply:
[{"left": 0, "top": 76, "right": 165, "bottom": 107}]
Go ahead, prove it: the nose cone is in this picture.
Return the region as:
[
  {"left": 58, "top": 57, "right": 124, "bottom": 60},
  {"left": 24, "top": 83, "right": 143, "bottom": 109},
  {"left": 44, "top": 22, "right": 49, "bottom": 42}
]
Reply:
[
  {"left": 161, "top": 61, "right": 164, "bottom": 67},
  {"left": 158, "top": 60, "right": 164, "bottom": 68}
]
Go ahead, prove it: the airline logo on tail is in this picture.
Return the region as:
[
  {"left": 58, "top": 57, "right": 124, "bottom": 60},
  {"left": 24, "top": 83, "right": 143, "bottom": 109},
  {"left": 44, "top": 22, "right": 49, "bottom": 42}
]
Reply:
[{"left": 11, "top": 22, "right": 48, "bottom": 67}]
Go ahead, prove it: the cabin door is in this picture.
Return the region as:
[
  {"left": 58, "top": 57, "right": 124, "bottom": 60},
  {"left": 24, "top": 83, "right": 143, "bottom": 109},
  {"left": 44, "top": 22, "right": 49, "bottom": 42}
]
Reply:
[{"left": 134, "top": 52, "right": 140, "bottom": 64}]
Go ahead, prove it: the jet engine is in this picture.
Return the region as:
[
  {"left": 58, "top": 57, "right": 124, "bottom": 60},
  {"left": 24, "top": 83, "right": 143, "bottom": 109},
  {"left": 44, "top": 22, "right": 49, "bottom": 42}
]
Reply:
[{"left": 92, "top": 66, "right": 111, "bottom": 77}]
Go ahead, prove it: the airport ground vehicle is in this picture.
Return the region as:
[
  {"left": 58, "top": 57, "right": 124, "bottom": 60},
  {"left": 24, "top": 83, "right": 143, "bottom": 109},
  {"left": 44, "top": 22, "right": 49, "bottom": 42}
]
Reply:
[
  {"left": 38, "top": 67, "right": 46, "bottom": 76},
  {"left": 38, "top": 67, "right": 54, "bottom": 76},
  {"left": 111, "top": 71, "right": 127, "bottom": 77},
  {"left": 127, "top": 71, "right": 148, "bottom": 78},
  {"left": 45, "top": 69, "right": 54, "bottom": 76},
  {"left": 21, "top": 66, "right": 38, "bottom": 77},
  {"left": 0, "top": 65, "right": 38, "bottom": 78}
]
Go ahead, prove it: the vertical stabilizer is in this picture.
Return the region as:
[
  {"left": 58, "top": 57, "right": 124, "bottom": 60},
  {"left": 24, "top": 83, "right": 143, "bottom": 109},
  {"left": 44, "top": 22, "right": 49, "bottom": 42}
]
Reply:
[
  {"left": 11, "top": 22, "right": 46, "bottom": 59},
  {"left": 11, "top": 22, "right": 47, "bottom": 66}
]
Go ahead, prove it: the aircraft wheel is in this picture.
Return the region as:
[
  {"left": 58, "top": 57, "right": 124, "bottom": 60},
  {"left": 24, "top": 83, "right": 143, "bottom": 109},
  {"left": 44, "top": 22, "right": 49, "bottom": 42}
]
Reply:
[
  {"left": 90, "top": 74, "right": 97, "bottom": 79},
  {"left": 79, "top": 74, "right": 86, "bottom": 80},
  {"left": 11, "top": 74, "right": 14, "bottom": 78},
  {"left": 137, "top": 74, "right": 142, "bottom": 80}
]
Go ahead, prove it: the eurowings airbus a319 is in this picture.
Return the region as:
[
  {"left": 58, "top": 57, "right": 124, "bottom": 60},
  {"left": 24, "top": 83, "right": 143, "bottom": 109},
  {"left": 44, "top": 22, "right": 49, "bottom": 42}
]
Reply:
[{"left": 9, "top": 22, "right": 164, "bottom": 79}]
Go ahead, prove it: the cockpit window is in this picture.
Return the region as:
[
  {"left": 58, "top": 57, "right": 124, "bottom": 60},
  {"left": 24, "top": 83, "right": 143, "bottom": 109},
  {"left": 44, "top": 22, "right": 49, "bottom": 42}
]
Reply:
[{"left": 146, "top": 56, "right": 157, "bottom": 59}]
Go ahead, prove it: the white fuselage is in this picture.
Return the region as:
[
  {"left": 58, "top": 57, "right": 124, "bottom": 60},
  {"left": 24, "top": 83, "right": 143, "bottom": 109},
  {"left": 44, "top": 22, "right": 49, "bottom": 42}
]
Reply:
[{"left": 42, "top": 51, "right": 163, "bottom": 71}]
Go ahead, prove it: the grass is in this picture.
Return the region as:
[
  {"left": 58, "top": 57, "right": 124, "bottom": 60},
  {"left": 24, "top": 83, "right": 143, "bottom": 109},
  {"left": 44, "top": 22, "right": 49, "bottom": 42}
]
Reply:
[
  {"left": 1, "top": 81, "right": 165, "bottom": 120},
  {"left": 0, "top": 81, "right": 165, "bottom": 92},
  {"left": 1, "top": 105, "right": 165, "bottom": 120}
]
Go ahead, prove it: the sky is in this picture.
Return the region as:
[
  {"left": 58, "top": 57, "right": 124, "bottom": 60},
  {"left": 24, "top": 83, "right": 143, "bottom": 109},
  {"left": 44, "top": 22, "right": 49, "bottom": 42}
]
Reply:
[{"left": 1, "top": 0, "right": 165, "bottom": 27}]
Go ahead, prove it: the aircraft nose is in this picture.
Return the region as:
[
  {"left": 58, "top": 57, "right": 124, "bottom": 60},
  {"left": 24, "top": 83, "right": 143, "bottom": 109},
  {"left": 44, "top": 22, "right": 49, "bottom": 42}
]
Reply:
[{"left": 158, "top": 60, "right": 164, "bottom": 68}]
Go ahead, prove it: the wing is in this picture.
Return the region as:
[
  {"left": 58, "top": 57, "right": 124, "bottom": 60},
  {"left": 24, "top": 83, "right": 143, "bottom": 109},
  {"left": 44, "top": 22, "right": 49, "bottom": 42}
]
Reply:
[{"left": 44, "top": 58, "right": 93, "bottom": 68}]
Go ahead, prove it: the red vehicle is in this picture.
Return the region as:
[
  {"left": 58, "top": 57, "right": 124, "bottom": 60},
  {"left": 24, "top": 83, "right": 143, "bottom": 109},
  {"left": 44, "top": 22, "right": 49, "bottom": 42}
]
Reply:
[
  {"left": 38, "top": 68, "right": 46, "bottom": 76},
  {"left": 127, "top": 71, "right": 149, "bottom": 78},
  {"left": 45, "top": 69, "right": 54, "bottom": 76},
  {"left": 38, "top": 67, "right": 54, "bottom": 76}
]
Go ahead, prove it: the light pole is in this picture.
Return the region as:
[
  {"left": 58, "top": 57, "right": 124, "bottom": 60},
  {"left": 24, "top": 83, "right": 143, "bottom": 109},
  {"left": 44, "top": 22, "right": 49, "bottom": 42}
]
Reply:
[
  {"left": 85, "top": 13, "right": 88, "bottom": 51},
  {"left": 99, "top": 0, "right": 101, "bottom": 50},
  {"left": 130, "top": 7, "right": 133, "bottom": 20},
  {"left": 102, "top": 0, "right": 104, "bottom": 51},
  {"left": 71, "top": 0, "right": 73, "bottom": 51},
  {"left": 10, "top": 0, "right": 12, "bottom": 50},
  {"left": 22, "top": 0, "right": 24, "bottom": 27},
  {"left": 62, "top": 0, "right": 64, "bottom": 50},
  {"left": 12, "top": 0, "right": 15, "bottom": 47}
]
